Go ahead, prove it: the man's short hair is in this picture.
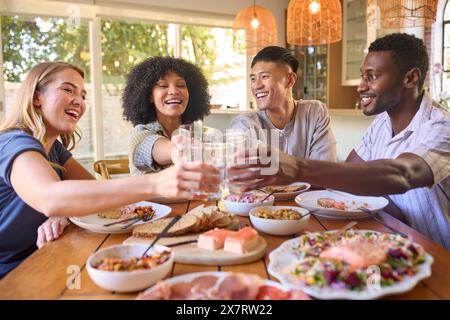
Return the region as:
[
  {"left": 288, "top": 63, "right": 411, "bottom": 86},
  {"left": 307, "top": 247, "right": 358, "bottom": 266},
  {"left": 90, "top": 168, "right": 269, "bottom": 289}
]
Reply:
[
  {"left": 368, "top": 33, "right": 429, "bottom": 91},
  {"left": 251, "top": 46, "right": 299, "bottom": 73}
]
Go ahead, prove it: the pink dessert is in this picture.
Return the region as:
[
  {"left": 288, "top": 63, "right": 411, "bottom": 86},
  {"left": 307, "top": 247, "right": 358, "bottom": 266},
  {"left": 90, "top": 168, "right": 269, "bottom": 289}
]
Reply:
[
  {"left": 224, "top": 227, "right": 259, "bottom": 254},
  {"left": 197, "top": 229, "right": 236, "bottom": 250}
]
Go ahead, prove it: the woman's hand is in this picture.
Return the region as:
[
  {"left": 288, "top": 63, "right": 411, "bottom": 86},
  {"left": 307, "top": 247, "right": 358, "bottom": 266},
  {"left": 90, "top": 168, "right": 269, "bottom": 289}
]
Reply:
[
  {"left": 170, "top": 132, "right": 202, "bottom": 164},
  {"left": 152, "top": 162, "right": 221, "bottom": 199},
  {"left": 36, "top": 217, "right": 69, "bottom": 248}
]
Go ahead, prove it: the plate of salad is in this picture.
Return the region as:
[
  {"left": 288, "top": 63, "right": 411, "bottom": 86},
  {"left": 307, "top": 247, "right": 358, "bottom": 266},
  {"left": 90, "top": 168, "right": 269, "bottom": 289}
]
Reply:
[{"left": 268, "top": 229, "right": 433, "bottom": 300}]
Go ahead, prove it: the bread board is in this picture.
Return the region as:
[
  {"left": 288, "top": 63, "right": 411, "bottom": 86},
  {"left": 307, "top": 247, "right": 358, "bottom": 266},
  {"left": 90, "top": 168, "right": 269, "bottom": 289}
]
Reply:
[{"left": 123, "top": 234, "right": 267, "bottom": 266}]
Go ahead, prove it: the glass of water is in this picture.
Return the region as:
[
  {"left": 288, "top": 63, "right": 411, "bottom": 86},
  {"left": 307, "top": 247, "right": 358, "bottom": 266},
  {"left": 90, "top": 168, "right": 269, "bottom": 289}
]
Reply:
[
  {"left": 173, "top": 121, "right": 225, "bottom": 200},
  {"left": 224, "top": 128, "right": 260, "bottom": 194}
]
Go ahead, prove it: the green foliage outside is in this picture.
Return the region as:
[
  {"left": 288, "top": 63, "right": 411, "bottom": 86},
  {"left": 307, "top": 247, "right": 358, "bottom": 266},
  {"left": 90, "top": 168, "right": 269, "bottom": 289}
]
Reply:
[
  {"left": 1, "top": 15, "right": 241, "bottom": 89},
  {"left": 181, "top": 25, "right": 241, "bottom": 86},
  {"left": 1, "top": 16, "right": 90, "bottom": 82},
  {"left": 100, "top": 19, "right": 170, "bottom": 88}
]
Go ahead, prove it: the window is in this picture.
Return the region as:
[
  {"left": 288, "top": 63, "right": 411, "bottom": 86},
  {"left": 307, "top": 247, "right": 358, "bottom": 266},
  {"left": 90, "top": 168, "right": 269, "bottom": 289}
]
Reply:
[
  {"left": 181, "top": 25, "right": 246, "bottom": 109},
  {"left": 100, "top": 19, "right": 173, "bottom": 162},
  {"left": 0, "top": 1, "right": 246, "bottom": 173},
  {"left": 1, "top": 15, "right": 93, "bottom": 167},
  {"left": 98, "top": 22, "right": 245, "bottom": 162}
]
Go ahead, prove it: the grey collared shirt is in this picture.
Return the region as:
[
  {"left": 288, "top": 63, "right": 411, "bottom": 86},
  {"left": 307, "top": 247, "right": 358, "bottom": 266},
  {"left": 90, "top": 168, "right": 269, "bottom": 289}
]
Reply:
[{"left": 231, "top": 99, "right": 337, "bottom": 161}]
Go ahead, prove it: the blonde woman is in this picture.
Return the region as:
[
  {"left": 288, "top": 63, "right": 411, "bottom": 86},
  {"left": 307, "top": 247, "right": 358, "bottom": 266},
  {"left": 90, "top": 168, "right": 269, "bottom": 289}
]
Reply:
[{"left": 0, "top": 61, "right": 220, "bottom": 277}]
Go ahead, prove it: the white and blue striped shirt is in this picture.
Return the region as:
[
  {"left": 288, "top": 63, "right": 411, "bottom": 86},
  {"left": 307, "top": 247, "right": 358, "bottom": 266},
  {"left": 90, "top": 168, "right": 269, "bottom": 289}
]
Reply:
[{"left": 355, "top": 94, "right": 450, "bottom": 250}]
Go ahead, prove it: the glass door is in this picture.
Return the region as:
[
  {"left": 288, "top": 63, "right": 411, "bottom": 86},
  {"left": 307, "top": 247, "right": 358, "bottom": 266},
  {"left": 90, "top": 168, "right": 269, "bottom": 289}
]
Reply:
[
  {"left": 342, "top": 0, "right": 367, "bottom": 85},
  {"left": 304, "top": 45, "right": 327, "bottom": 103},
  {"left": 292, "top": 45, "right": 328, "bottom": 104}
]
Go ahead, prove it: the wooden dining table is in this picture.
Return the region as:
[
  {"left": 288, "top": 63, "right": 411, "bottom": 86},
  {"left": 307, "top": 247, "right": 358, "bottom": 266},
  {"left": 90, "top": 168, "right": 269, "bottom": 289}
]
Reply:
[{"left": 0, "top": 198, "right": 449, "bottom": 300}]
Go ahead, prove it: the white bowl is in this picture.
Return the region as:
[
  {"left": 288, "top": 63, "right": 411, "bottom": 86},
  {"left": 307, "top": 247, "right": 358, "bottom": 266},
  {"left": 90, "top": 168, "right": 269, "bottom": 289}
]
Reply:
[
  {"left": 223, "top": 195, "right": 275, "bottom": 216},
  {"left": 249, "top": 206, "right": 310, "bottom": 236},
  {"left": 86, "top": 244, "right": 173, "bottom": 293}
]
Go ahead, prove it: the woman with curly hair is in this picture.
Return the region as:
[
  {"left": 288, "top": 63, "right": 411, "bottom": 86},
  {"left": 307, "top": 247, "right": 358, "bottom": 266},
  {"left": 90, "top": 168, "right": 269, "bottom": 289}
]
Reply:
[{"left": 122, "top": 56, "right": 211, "bottom": 175}]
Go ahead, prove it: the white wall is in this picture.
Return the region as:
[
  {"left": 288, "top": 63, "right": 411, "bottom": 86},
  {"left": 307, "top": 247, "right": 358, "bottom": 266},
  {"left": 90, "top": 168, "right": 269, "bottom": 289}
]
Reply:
[{"left": 330, "top": 114, "right": 374, "bottom": 161}]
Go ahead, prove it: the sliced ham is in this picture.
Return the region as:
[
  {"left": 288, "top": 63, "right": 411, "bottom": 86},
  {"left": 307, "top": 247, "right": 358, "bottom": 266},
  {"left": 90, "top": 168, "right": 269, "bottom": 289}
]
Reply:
[
  {"left": 189, "top": 275, "right": 220, "bottom": 293},
  {"left": 137, "top": 273, "right": 311, "bottom": 300},
  {"left": 216, "top": 273, "right": 261, "bottom": 299},
  {"left": 256, "top": 285, "right": 311, "bottom": 300}
]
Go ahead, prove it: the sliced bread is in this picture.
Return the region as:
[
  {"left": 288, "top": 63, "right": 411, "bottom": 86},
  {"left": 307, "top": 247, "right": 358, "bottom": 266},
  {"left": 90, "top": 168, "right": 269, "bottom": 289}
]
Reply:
[{"left": 133, "top": 214, "right": 197, "bottom": 238}]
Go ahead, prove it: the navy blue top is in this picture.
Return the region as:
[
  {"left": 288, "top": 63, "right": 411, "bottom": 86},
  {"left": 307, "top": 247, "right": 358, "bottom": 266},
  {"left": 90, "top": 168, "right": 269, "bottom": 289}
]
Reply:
[{"left": 0, "top": 129, "right": 71, "bottom": 277}]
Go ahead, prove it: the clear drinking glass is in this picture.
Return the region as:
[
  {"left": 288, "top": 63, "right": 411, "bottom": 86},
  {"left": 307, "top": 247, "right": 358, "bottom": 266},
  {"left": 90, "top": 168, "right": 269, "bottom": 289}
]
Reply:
[
  {"left": 224, "top": 128, "right": 260, "bottom": 194},
  {"left": 174, "top": 121, "right": 225, "bottom": 200}
]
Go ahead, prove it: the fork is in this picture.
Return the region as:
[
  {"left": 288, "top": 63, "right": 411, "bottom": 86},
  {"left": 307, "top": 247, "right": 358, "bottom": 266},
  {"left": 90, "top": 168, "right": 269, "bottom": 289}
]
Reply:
[
  {"left": 103, "top": 216, "right": 137, "bottom": 227},
  {"left": 326, "top": 221, "right": 358, "bottom": 242},
  {"left": 261, "top": 191, "right": 275, "bottom": 202},
  {"left": 121, "top": 215, "right": 154, "bottom": 229},
  {"left": 141, "top": 215, "right": 182, "bottom": 258}
]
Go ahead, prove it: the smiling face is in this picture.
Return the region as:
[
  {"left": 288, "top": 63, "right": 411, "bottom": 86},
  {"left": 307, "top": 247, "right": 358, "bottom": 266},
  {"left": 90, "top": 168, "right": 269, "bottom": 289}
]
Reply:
[
  {"left": 358, "top": 51, "right": 405, "bottom": 116},
  {"left": 151, "top": 72, "right": 189, "bottom": 120},
  {"left": 250, "top": 61, "right": 295, "bottom": 111},
  {"left": 34, "top": 68, "right": 86, "bottom": 138}
]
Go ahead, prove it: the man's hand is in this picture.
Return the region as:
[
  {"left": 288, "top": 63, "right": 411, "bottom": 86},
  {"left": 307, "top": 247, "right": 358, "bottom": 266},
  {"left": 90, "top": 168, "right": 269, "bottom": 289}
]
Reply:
[{"left": 227, "top": 148, "right": 301, "bottom": 192}]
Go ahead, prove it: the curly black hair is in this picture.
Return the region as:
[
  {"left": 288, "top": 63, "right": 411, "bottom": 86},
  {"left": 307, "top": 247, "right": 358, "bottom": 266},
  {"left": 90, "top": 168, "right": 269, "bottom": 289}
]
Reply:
[
  {"left": 122, "top": 56, "right": 211, "bottom": 126},
  {"left": 369, "top": 33, "right": 429, "bottom": 91}
]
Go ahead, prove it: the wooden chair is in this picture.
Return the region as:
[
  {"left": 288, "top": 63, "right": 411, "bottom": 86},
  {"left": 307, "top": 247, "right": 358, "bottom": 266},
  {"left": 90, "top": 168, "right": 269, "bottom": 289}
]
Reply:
[{"left": 93, "top": 159, "right": 130, "bottom": 180}]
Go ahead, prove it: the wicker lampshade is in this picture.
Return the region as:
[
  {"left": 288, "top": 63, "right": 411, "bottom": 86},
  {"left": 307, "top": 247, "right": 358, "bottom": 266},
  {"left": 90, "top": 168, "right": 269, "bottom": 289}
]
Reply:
[
  {"left": 366, "top": 0, "right": 437, "bottom": 29},
  {"left": 233, "top": 4, "right": 278, "bottom": 55},
  {"left": 287, "top": 0, "right": 342, "bottom": 45}
]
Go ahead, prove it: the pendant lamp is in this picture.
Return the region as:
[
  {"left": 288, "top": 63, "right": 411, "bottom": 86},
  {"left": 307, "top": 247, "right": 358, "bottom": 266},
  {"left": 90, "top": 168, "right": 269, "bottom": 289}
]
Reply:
[
  {"left": 287, "top": 0, "right": 342, "bottom": 45},
  {"left": 366, "top": 0, "right": 437, "bottom": 29},
  {"left": 233, "top": 1, "right": 278, "bottom": 55}
]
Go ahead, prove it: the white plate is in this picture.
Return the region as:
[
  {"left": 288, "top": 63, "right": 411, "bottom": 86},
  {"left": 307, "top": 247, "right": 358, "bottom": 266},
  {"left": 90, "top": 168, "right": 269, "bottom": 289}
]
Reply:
[
  {"left": 268, "top": 230, "right": 433, "bottom": 300},
  {"left": 69, "top": 201, "right": 171, "bottom": 234},
  {"left": 295, "top": 189, "right": 389, "bottom": 219},
  {"left": 263, "top": 182, "right": 311, "bottom": 200},
  {"left": 138, "top": 271, "right": 292, "bottom": 298}
]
